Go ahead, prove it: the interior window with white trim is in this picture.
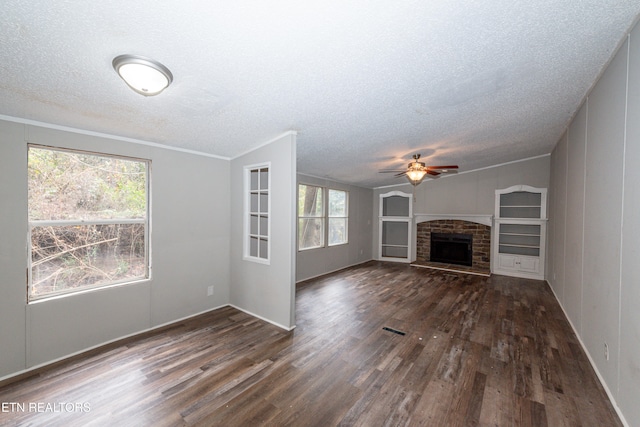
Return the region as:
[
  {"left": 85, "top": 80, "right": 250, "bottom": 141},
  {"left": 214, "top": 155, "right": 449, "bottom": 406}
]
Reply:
[
  {"left": 246, "top": 165, "right": 270, "bottom": 262},
  {"left": 28, "top": 145, "right": 149, "bottom": 300}
]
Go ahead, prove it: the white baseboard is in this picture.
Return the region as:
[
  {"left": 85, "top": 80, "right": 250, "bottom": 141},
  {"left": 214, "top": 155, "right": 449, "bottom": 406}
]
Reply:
[
  {"left": 545, "top": 280, "right": 628, "bottom": 427},
  {"left": 228, "top": 304, "right": 296, "bottom": 332},
  {"left": 296, "top": 258, "right": 375, "bottom": 283},
  {"left": 0, "top": 304, "right": 228, "bottom": 384}
]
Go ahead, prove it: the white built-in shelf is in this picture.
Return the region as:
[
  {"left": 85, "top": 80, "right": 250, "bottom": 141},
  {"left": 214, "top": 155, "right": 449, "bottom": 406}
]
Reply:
[
  {"left": 492, "top": 185, "right": 547, "bottom": 280},
  {"left": 379, "top": 191, "right": 412, "bottom": 263}
]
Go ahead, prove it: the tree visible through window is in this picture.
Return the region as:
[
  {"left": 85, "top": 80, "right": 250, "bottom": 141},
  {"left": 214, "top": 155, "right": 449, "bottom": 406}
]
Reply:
[
  {"left": 28, "top": 146, "right": 149, "bottom": 300},
  {"left": 298, "top": 184, "right": 324, "bottom": 250},
  {"left": 298, "top": 185, "right": 348, "bottom": 250},
  {"left": 328, "top": 189, "right": 348, "bottom": 246}
]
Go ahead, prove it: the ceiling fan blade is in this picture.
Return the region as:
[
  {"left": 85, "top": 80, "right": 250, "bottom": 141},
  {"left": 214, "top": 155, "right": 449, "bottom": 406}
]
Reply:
[
  {"left": 378, "top": 169, "right": 407, "bottom": 173},
  {"left": 394, "top": 172, "right": 407, "bottom": 177},
  {"left": 426, "top": 165, "right": 459, "bottom": 170},
  {"left": 426, "top": 170, "right": 441, "bottom": 176}
]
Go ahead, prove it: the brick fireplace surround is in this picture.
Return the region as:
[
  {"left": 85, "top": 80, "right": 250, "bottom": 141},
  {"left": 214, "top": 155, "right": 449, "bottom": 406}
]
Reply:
[{"left": 415, "top": 219, "right": 491, "bottom": 273}]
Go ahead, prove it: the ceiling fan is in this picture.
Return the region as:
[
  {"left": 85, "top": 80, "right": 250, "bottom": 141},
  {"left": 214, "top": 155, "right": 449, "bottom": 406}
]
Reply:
[{"left": 379, "top": 154, "right": 459, "bottom": 186}]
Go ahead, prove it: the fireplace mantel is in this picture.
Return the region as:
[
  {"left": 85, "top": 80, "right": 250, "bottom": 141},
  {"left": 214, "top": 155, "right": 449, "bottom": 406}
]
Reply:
[{"left": 413, "top": 213, "right": 493, "bottom": 227}]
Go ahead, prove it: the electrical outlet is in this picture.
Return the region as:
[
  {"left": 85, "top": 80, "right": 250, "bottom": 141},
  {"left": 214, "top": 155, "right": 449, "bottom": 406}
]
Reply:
[
  {"left": 207, "top": 285, "right": 214, "bottom": 296},
  {"left": 604, "top": 342, "right": 609, "bottom": 361}
]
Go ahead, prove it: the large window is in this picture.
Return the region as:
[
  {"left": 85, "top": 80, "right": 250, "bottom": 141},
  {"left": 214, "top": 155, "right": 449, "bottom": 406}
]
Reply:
[
  {"left": 28, "top": 146, "right": 149, "bottom": 300},
  {"left": 298, "top": 184, "right": 348, "bottom": 250}
]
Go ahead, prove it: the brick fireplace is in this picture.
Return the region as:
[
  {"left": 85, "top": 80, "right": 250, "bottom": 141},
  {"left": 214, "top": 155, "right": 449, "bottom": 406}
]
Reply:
[{"left": 415, "top": 219, "right": 491, "bottom": 273}]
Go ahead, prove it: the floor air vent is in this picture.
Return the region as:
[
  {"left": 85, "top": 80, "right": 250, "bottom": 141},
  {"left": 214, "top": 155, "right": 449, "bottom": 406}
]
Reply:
[{"left": 382, "top": 327, "right": 406, "bottom": 336}]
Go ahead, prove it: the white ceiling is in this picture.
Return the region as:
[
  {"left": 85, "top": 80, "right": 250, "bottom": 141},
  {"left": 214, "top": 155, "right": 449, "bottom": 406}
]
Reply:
[{"left": 1, "top": 1, "right": 639, "bottom": 188}]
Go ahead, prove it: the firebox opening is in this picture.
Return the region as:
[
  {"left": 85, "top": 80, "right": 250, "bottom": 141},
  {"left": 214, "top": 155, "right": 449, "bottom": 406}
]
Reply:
[{"left": 430, "top": 232, "right": 473, "bottom": 266}]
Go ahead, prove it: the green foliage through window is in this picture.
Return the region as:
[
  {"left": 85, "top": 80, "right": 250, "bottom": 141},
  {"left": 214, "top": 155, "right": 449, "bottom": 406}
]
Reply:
[{"left": 28, "top": 146, "right": 149, "bottom": 300}]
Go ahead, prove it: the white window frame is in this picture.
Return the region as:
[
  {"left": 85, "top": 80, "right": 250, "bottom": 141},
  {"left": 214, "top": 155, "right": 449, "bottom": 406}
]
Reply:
[
  {"left": 27, "top": 145, "right": 150, "bottom": 301},
  {"left": 297, "top": 184, "right": 325, "bottom": 251},
  {"left": 328, "top": 189, "right": 349, "bottom": 247},
  {"left": 244, "top": 163, "right": 271, "bottom": 264},
  {"left": 297, "top": 184, "right": 349, "bottom": 251}
]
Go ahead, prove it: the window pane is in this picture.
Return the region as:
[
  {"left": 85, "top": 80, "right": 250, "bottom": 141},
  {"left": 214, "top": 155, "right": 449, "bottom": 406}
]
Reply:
[
  {"left": 259, "top": 193, "right": 269, "bottom": 213},
  {"left": 298, "top": 185, "right": 323, "bottom": 217},
  {"left": 259, "top": 168, "right": 269, "bottom": 190},
  {"left": 328, "top": 189, "right": 347, "bottom": 217},
  {"left": 250, "top": 169, "right": 259, "bottom": 190},
  {"left": 328, "top": 218, "right": 347, "bottom": 246},
  {"left": 250, "top": 236, "right": 258, "bottom": 257},
  {"left": 30, "top": 224, "right": 146, "bottom": 298},
  {"left": 250, "top": 214, "right": 258, "bottom": 234},
  {"left": 259, "top": 238, "right": 268, "bottom": 259},
  {"left": 259, "top": 215, "right": 268, "bottom": 236},
  {"left": 28, "top": 147, "right": 147, "bottom": 221},
  {"left": 298, "top": 218, "right": 324, "bottom": 249}
]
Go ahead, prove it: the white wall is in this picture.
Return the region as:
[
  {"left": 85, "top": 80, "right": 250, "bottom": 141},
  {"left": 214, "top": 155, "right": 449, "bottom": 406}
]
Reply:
[
  {"left": 230, "top": 133, "right": 297, "bottom": 330},
  {"left": 296, "top": 174, "right": 373, "bottom": 282},
  {"left": 547, "top": 20, "right": 640, "bottom": 426},
  {"left": 0, "top": 119, "right": 231, "bottom": 378},
  {"left": 371, "top": 156, "right": 550, "bottom": 261}
]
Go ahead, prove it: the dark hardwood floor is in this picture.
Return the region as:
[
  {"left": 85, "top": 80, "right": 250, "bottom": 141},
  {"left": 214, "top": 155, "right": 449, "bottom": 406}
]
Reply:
[{"left": 0, "top": 261, "right": 622, "bottom": 426}]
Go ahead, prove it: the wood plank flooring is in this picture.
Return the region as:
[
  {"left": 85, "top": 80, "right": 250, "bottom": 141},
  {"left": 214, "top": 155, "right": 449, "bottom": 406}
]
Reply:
[{"left": 0, "top": 261, "right": 622, "bottom": 426}]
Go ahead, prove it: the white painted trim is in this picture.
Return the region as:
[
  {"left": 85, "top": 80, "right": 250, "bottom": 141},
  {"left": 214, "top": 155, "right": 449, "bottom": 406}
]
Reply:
[
  {"left": 297, "top": 172, "right": 356, "bottom": 186},
  {"left": 616, "top": 35, "right": 630, "bottom": 400},
  {"left": 545, "top": 281, "right": 629, "bottom": 427},
  {"left": 1, "top": 114, "right": 229, "bottom": 160},
  {"left": 410, "top": 263, "right": 490, "bottom": 277},
  {"left": 231, "top": 130, "right": 298, "bottom": 160},
  {"left": 228, "top": 304, "right": 296, "bottom": 331},
  {"left": 243, "top": 162, "right": 272, "bottom": 264},
  {"left": 414, "top": 213, "right": 493, "bottom": 227},
  {"left": 374, "top": 182, "right": 413, "bottom": 190},
  {"left": 379, "top": 191, "right": 413, "bottom": 262},
  {"left": 0, "top": 304, "right": 229, "bottom": 384},
  {"left": 296, "top": 259, "right": 375, "bottom": 283}
]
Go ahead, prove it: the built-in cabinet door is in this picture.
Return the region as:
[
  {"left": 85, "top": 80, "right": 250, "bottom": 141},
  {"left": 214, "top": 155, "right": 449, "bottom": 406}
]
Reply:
[
  {"left": 497, "top": 254, "right": 539, "bottom": 274},
  {"left": 518, "top": 256, "right": 539, "bottom": 273}
]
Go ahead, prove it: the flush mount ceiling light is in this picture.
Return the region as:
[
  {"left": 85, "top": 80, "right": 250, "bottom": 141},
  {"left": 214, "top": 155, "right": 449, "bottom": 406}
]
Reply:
[{"left": 112, "top": 54, "right": 173, "bottom": 96}]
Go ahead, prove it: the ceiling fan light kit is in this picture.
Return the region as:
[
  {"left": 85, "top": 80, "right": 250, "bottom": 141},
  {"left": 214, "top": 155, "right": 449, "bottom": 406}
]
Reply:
[
  {"left": 379, "top": 154, "right": 459, "bottom": 187},
  {"left": 406, "top": 157, "right": 428, "bottom": 186},
  {"left": 112, "top": 54, "right": 173, "bottom": 96}
]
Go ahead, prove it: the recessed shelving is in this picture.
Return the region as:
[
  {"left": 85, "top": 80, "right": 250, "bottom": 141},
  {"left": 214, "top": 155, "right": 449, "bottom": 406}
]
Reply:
[
  {"left": 493, "top": 185, "right": 547, "bottom": 280},
  {"left": 379, "top": 191, "right": 412, "bottom": 263}
]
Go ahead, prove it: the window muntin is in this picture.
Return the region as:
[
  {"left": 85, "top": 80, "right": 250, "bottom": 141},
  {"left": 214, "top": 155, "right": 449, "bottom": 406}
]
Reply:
[
  {"left": 245, "top": 165, "right": 270, "bottom": 262},
  {"left": 28, "top": 146, "right": 149, "bottom": 300},
  {"left": 298, "top": 184, "right": 324, "bottom": 250},
  {"left": 328, "top": 189, "right": 348, "bottom": 246}
]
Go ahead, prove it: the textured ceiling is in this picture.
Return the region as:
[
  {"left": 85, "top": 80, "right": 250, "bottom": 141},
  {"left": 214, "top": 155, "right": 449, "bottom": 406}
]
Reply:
[{"left": 1, "top": 1, "right": 639, "bottom": 188}]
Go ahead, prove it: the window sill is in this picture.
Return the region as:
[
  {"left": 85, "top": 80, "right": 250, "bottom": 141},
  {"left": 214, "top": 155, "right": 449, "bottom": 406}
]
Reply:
[{"left": 28, "top": 278, "right": 151, "bottom": 304}]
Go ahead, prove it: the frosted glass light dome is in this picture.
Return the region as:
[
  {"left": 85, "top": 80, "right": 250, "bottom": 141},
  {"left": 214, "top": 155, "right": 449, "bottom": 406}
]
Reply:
[{"left": 113, "top": 55, "right": 173, "bottom": 96}]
